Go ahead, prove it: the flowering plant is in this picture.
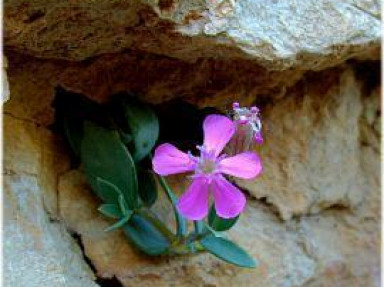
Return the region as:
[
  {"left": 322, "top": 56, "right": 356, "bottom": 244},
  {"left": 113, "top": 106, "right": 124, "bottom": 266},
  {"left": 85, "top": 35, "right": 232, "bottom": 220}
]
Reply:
[{"left": 57, "top": 88, "right": 263, "bottom": 268}]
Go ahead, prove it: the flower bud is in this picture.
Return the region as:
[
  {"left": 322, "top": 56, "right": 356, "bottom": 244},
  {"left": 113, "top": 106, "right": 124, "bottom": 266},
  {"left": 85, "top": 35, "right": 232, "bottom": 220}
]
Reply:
[{"left": 226, "top": 103, "right": 263, "bottom": 155}]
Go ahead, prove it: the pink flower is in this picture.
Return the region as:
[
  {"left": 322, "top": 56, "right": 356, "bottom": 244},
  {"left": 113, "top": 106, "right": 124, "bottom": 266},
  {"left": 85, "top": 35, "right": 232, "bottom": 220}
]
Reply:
[{"left": 152, "top": 115, "right": 262, "bottom": 220}]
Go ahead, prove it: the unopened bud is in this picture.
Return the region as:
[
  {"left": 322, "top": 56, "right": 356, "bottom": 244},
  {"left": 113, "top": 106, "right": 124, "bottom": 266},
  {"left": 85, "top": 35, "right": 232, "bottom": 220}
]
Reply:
[{"left": 226, "top": 102, "right": 264, "bottom": 155}]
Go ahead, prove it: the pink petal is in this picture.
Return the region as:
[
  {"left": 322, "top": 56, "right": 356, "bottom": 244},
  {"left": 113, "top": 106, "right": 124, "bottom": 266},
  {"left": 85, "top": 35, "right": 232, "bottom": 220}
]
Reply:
[
  {"left": 152, "top": 143, "right": 196, "bottom": 176},
  {"left": 176, "top": 177, "right": 209, "bottom": 220},
  {"left": 203, "top": 115, "right": 235, "bottom": 157},
  {"left": 254, "top": 131, "right": 264, "bottom": 144},
  {"left": 219, "top": 152, "right": 262, "bottom": 179},
  {"left": 211, "top": 176, "right": 246, "bottom": 219}
]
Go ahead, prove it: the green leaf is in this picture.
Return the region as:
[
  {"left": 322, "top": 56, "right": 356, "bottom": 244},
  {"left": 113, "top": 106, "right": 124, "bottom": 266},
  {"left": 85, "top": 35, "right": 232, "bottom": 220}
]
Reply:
[
  {"left": 208, "top": 205, "right": 239, "bottom": 232},
  {"left": 137, "top": 169, "right": 157, "bottom": 207},
  {"left": 117, "top": 97, "right": 159, "bottom": 162},
  {"left": 98, "top": 204, "right": 122, "bottom": 219},
  {"left": 194, "top": 220, "right": 205, "bottom": 234},
  {"left": 200, "top": 235, "right": 257, "bottom": 268},
  {"left": 81, "top": 121, "right": 139, "bottom": 209},
  {"left": 123, "top": 214, "right": 170, "bottom": 255},
  {"left": 118, "top": 194, "right": 130, "bottom": 216},
  {"left": 96, "top": 177, "right": 122, "bottom": 205},
  {"left": 104, "top": 211, "right": 133, "bottom": 232}
]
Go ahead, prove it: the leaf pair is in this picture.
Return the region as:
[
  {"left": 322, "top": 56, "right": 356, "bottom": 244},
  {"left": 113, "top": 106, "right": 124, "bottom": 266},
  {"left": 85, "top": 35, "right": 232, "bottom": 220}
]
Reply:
[
  {"left": 113, "top": 96, "right": 159, "bottom": 207},
  {"left": 200, "top": 206, "right": 256, "bottom": 268},
  {"left": 96, "top": 178, "right": 134, "bottom": 232},
  {"left": 81, "top": 122, "right": 139, "bottom": 210}
]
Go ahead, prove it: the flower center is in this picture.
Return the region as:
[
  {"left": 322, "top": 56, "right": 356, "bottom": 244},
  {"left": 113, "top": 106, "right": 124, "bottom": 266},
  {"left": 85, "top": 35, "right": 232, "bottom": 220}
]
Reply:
[
  {"left": 199, "top": 158, "right": 217, "bottom": 174},
  {"left": 195, "top": 145, "right": 218, "bottom": 175}
]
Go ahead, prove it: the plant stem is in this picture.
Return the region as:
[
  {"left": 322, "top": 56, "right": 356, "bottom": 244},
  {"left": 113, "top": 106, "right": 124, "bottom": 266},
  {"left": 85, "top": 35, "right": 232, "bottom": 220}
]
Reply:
[
  {"left": 157, "top": 175, "right": 187, "bottom": 237},
  {"left": 194, "top": 220, "right": 204, "bottom": 235},
  {"left": 137, "top": 209, "right": 175, "bottom": 241}
]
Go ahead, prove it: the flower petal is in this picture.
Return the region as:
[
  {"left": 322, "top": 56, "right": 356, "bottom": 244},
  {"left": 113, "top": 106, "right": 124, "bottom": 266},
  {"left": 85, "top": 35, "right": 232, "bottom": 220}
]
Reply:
[
  {"left": 211, "top": 176, "right": 246, "bottom": 219},
  {"left": 254, "top": 131, "right": 264, "bottom": 145},
  {"left": 176, "top": 177, "right": 209, "bottom": 220},
  {"left": 203, "top": 115, "right": 235, "bottom": 157},
  {"left": 219, "top": 152, "right": 262, "bottom": 179},
  {"left": 152, "top": 143, "right": 195, "bottom": 176}
]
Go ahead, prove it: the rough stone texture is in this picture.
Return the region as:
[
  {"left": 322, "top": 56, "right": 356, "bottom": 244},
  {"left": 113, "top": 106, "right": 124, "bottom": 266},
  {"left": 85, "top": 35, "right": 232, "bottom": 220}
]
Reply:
[
  {"left": 3, "top": 0, "right": 381, "bottom": 285},
  {"left": 3, "top": 115, "right": 98, "bottom": 287},
  {"left": 3, "top": 57, "right": 380, "bottom": 286},
  {"left": 58, "top": 169, "right": 318, "bottom": 287},
  {"left": 4, "top": 51, "right": 305, "bottom": 124},
  {"left": 4, "top": 0, "right": 381, "bottom": 70},
  {"left": 3, "top": 56, "right": 10, "bottom": 103},
  {"left": 237, "top": 67, "right": 368, "bottom": 220}
]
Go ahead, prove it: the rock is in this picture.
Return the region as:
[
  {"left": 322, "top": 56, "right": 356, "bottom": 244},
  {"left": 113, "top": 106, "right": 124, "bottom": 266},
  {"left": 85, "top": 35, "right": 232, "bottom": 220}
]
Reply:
[
  {"left": 297, "top": 211, "right": 380, "bottom": 287},
  {"left": 3, "top": 2, "right": 380, "bottom": 283},
  {"left": 236, "top": 65, "right": 379, "bottom": 220},
  {"left": 4, "top": 56, "right": 380, "bottom": 286},
  {"left": 4, "top": 51, "right": 305, "bottom": 123},
  {"left": 4, "top": 0, "right": 380, "bottom": 70},
  {"left": 3, "top": 114, "right": 71, "bottom": 216},
  {"left": 3, "top": 115, "right": 97, "bottom": 287},
  {"left": 3, "top": 56, "right": 10, "bottom": 103},
  {"left": 57, "top": 167, "right": 380, "bottom": 287},
  {"left": 57, "top": 169, "right": 317, "bottom": 287}
]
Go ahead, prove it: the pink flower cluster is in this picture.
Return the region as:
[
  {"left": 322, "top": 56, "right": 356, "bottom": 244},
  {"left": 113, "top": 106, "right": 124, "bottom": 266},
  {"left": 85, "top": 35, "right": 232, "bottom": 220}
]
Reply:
[{"left": 152, "top": 110, "right": 263, "bottom": 220}]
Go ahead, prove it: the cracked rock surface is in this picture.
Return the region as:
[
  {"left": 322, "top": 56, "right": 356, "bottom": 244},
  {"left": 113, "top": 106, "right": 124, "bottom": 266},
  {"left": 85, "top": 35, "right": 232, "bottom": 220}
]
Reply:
[
  {"left": 4, "top": 55, "right": 380, "bottom": 286},
  {"left": 4, "top": 0, "right": 381, "bottom": 70},
  {"left": 3, "top": 0, "right": 381, "bottom": 286}
]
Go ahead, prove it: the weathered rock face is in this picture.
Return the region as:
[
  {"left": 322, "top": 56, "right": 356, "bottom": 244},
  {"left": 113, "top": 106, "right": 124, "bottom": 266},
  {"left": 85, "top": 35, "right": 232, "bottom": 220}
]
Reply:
[
  {"left": 3, "top": 115, "right": 98, "bottom": 287},
  {"left": 4, "top": 0, "right": 380, "bottom": 69},
  {"left": 4, "top": 56, "right": 380, "bottom": 286},
  {"left": 237, "top": 67, "right": 371, "bottom": 220},
  {"left": 3, "top": 1, "right": 381, "bottom": 286}
]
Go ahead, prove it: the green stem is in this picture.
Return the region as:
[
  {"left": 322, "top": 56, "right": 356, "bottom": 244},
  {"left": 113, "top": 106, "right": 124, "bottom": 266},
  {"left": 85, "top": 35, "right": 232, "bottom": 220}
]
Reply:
[
  {"left": 157, "top": 174, "right": 187, "bottom": 238},
  {"left": 194, "top": 220, "right": 204, "bottom": 235},
  {"left": 137, "top": 209, "right": 175, "bottom": 241}
]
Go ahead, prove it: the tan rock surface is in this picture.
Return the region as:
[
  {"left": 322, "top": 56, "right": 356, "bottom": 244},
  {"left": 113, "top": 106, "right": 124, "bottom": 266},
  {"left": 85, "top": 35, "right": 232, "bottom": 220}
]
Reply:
[
  {"left": 236, "top": 66, "right": 375, "bottom": 220},
  {"left": 4, "top": 0, "right": 381, "bottom": 70},
  {"left": 4, "top": 57, "right": 380, "bottom": 286},
  {"left": 4, "top": 51, "right": 304, "bottom": 123},
  {"left": 57, "top": 166, "right": 380, "bottom": 286},
  {"left": 3, "top": 115, "right": 97, "bottom": 287},
  {"left": 3, "top": 3, "right": 380, "bottom": 283}
]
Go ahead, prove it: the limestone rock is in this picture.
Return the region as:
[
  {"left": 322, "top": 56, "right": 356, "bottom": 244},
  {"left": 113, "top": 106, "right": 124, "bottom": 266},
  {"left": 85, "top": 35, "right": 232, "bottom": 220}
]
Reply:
[
  {"left": 3, "top": 115, "right": 97, "bottom": 287},
  {"left": 297, "top": 211, "right": 380, "bottom": 287},
  {"left": 4, "top": 51, "right": 305, "bottom": 124},
  {"left": 57, "top": 166, "right": 380, "bottom": 286},
  {"left": 3, "top": 3, "right": 380, "bottom": 283},
  {"left": 57, "top": 169, "right": 317, "bottom": 287},
  {"left": 4, "top": 56, "right": 380, "bottom": 286},
  {"left": 236, "top": 66, "right": 375, "bottom": 220},
  {"left": 4, "top": 0, "right": 380, "bottom": 70},
  {"left": 3, "top": 56, "right": 10, "bottom": 103}
]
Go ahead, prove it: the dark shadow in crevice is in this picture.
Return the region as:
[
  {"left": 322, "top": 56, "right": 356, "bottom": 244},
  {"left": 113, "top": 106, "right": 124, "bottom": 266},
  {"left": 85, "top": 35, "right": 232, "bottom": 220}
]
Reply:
[
  {"left": 70, "top": 232, "right": 124, "bottom": 287},
  {"left": 154, "top": 99, "right": 221, "bottom": 152}
]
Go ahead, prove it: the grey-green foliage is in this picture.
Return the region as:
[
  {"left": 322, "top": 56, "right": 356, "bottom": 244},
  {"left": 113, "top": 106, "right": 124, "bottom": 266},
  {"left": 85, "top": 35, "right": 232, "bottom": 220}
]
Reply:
[
  {"left": 124, "top": 214, "right": 170, "bottom": 255},
  {"left": 59, "top": 90, "right": 257, "bottom": 267},
  {"left": 208, "top": 205, "right": 239, "bottom": 232},
  {"left": 116, "top": 96, "right": 159, "bottom": 162},
  {"left": 200, "top": 235, "right": 257, "bottom": 268},
  {"left": 81, "top": 121, "right": 139, "bottom": 209}
]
